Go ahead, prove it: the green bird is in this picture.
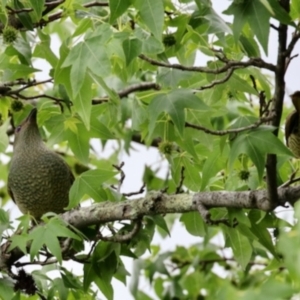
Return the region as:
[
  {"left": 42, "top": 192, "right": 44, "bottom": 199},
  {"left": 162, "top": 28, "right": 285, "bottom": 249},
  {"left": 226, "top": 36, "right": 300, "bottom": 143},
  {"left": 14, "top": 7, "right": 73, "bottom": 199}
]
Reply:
[{"left": 8, "top": 108, "right": 74, "bottom": 219}]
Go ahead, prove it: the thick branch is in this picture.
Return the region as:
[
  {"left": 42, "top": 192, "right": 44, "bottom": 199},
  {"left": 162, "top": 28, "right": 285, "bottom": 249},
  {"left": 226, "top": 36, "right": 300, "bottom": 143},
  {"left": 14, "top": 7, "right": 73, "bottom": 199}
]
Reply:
[
  {"left": 47, "top": 187, "right": 300, "bottom": 225},
  {"left": 265, "top": 0, "right": 290, "bottom": 208},
  {"left": 1, "top": 186, "right": 300, "bottom": 269}
]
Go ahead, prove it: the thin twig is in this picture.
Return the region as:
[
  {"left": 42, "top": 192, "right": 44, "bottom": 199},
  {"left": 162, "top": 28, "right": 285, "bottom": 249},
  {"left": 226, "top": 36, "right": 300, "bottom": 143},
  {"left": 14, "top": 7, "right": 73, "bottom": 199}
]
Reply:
[
  {"left": 15, "top": 258, "right": 58, "bottom": 267},
  {"left": 38, "top": 1, "right": 109, "bottom": 26},
  {"left": 198, "top": 68, "right": 235, "bottom": 90},
  {"left": 98, "top": 219, "right": 142, "bottom": 242},
  {"left": 285, "top": 53, "right": 299, "bottom": 72},
  {"left": 175, "top": 167, "right": 185, "bottom": 194},
  {"left": 284, "top": 31, "right": 300, "bottom": 58},
  {"left": 112, "top": 162, "right": 125, "bottom": 193},
  {"left": 6, "top": 78, "right": 53, "bottom": 94},
  {"left": 195, "top": 200, "right": 237, "bottom": 226},
  {"left": 6, "top": 6, "right": 33, "bottom": 14},
  {"left": 92, "top": 82, "right": 160, "bottom": 104},
  {"left": 139, "top": 54, "right": 276, "bottom": 73},
  {"left": 123, "top": 183, "right": 146, "bottom": 197},
  {"left": 280, "top": 169, "right": 300, "bottom": 188},
  {"left": 185, "top": 116, "right": 274, "bottom": 136}
]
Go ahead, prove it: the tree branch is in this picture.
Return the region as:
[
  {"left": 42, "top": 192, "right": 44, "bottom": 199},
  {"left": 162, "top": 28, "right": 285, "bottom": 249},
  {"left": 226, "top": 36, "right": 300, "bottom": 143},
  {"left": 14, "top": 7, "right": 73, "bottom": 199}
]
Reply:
[
  {"left": 37, "top": 1, "right": 109, "bottom": 27},
  {"left": 0, "top": 1, "right": 109, "bottom": 31},
  {"left": 139, "top": 54, "right": 276, "bottom": 73},
  {"left": 284, "top": 31, "right": 300, "bottom": 58},
  {"left": 185, "top": 116, "right": 274, "bottom": 136},
  {"left": 265, "top": 0, "right": 290, "bottom": 208},
  {"left": 92, "top": 82, "right": 161, "bottom": 104},
  {"left": 1, "top": 185, "right": 299, "bottom": 269},
  {"left": 198, "top": 68, "right": 235, "bottom": 90}
]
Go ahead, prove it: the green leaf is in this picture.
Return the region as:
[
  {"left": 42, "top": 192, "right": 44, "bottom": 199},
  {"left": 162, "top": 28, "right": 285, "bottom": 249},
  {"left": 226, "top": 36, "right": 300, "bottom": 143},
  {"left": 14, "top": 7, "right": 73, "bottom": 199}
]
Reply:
[
  {"left": 122, "top": 38, "right": 142, "bottom": 66},
  {"left": 291, "top": 0, "right": 300, "bottom": 19},
  {"left": 149, "top": 215, "right": 170, "bottom": 236},
  {"left": 239, "top": 33, "right": 260, "bottom": 57},
  {"left": 109, "top": 0, "right": 131, "bottom": 23},
  {"left": 180, "top": 212, "right": 206, "bottom": 237},
  {"left": 260, "top": 0, "right": 293, "bottom": 25},
  {"left": 181, "top": 272, "right": 205, "bottom": 298},
  {"left": 141, "top": 35, "right": 164, "bottom": 54},
  {"left": 94, "top": 276, "right": 114, "bottom": 300},
  {"left": 224, "top": 0, "right": 270, "bottom": 54},
  {"left": 66, "top": 122, "right": 90, "bottom": 164},
  {"left": 0, "top": 278, "right": 14, "bottom": 300},
  {"left": 223, "top": 2, "right": 248, "bottom": 42},
  {"left": 84, "top": 243, "right": 116, "bottom": 299},
  {"left": 182, "top": 156, "right": 202, "bottom": 191},
  {"left": 148, "top": 89, "right": 209, "bottom": 136},
  {"left": 203, "top": 7, "right": 232, "bottom": 34},
  {"left": 201, "top": 141, "right": 226, "bottom": 190},
  {"left": 248, "top": 210, "right": 278, "bottom": 258},
  {"left": 90, "top": 114, "right": 115, "bottom": 139},
  {"left": 50, "top": 278, "right": 68, "bottom": 300},
  {"left": 93, "top": 242, "right": 118, "bottom": 263},
  {"left": 83, "top": 263, "right": 97, "bottom": 292},
  {"left": 62, "top": 34, "right": 111, "bottom": 97},
  {"left": 43, "top": 230, "right": 63, "bottom": 263},
  {"left": 229, "top": 73, "right": 257, "bottom": 94},
  {"left": 247, "top": 0, "right": 270, "bottom": 54},
  {"left": 147, "top": 252, "right": 170, "bottom": 282},
  {"left": 0, "top": 58, "right": 40, "bottom": 80},
  {"left": 72, "top": 18, "right": 94, "bottom": 38},
  {"left": 90, "top": 74, "right": 120, "bottom": 105},
  {"left": 73, "top": 74, "right": 93, "bottom": 130},
  {"left": 14, "top": 0, "right": 33, "bottom": 30},
  {"left": 69, "top": 169, "right": 117, "bottom": 207},
  {"left": 29, "top": 226, "right": 47, "bottom": 260},
  {"left": 34, "top": 30, "right": 58, "bottom": 67},
  {"left": 229, "top": 127, "right": 292, "bottom": 180},
  {"left": 29, "top": 218, "right": 80, "bottom": 263},
  {"left": 134, "top": 0, "right": 164, "bottom": 39},
  {"left": 225, "top": 226, "right": 252, "bottom": 270},
  {"left": 29, "top": 0, "right": 45, "bottom": 19},
  {"left": 8, "top": 234, "right": 29, "bottom": 254},
  {"left": 0, "top": 208, "right": 10, "bottom": 235},
  {"left": 61, "top": 267, "right": 82, "bottom": 289},
  {"left": 46, "top": 217, "right": 81, "bottom": 240},
  {"left": 0, "top": 118, "right": 9, "bottom": 153},
  {"left": 278, "top": 204, "right": 300, "bottom": 284},
  {"left": 260, "top": 278, "right": 294, "bottom": 299},
  {"left": 6, "top": 37, "right": 32, "bottom": 65},
  {"left": 131, "top": 99, "right": 147, "bottom": 130}
]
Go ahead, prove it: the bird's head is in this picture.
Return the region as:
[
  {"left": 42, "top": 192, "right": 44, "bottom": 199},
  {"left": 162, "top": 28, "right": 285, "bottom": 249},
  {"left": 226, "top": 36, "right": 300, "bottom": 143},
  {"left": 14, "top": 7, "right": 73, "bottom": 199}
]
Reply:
[
  {"left": 13, "top": 108, "right": 42, "bottom": 151},
  {"left": 290, "top": 91, "right": 300, "bottom": 113}
]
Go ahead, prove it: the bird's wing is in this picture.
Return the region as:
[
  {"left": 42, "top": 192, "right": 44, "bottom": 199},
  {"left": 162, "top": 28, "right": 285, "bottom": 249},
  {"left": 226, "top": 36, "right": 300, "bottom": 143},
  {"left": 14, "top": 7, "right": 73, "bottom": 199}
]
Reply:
[
  {"left": 285, "top": 111, "right": 298, "bottom": 146},
  {"left": 7, "top": 185, "right": 16, "bottom": 203},
  {"left": 69, "top": 167, "right": 75, "bottom": 185}
]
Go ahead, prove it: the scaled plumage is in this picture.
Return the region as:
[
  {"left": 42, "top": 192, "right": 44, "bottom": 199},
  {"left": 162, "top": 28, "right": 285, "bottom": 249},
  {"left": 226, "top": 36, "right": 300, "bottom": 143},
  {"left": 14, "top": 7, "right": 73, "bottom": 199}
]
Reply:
[
  {"left": 8, "top": 108, "right": 74, "bottom": 219},
  {"left": 285, "top": 91, "right": 300, "bottom": 158}
]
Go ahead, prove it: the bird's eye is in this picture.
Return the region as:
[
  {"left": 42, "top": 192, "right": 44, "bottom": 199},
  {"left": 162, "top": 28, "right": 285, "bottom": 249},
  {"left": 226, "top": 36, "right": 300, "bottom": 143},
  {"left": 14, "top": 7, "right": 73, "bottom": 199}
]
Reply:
[{"left": 15, "top": 126, "right": 22, "bottom": 133}]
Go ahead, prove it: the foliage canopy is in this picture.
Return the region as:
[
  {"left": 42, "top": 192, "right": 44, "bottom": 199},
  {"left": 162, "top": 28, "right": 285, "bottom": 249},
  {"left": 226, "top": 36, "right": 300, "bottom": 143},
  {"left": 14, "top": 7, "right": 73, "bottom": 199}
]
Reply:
[{"left": 0, "top": 0, "right": 300, "bottom": 299}]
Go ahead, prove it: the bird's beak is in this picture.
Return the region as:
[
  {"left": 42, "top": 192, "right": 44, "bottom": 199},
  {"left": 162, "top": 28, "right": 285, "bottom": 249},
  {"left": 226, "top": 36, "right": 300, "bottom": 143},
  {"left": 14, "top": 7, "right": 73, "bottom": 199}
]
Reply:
[{"left": 26, "top": 108, "right": 37, "bottom": 124}]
